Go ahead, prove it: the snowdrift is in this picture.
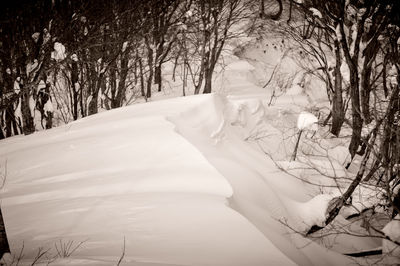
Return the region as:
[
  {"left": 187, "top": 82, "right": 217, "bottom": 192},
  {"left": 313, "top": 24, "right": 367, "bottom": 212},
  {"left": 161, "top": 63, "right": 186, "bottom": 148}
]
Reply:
[{"left": 0, "top": 92, "right": 354, "bottom": 265}]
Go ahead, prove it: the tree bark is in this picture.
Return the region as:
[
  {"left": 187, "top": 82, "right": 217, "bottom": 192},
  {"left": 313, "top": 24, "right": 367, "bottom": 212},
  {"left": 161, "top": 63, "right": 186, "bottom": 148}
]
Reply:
[
  {"left": 360, "top": 63, "right": 372, "bottom": 124},
  {"left": 348, "top": 70, "right": 363, "bottom": 158},
  {"left": 87, "top": 91, "right": 99, "bottom": 116},
  {"left": 146, "top": 43, "right": 154, "bottom": 99},
  {"left": 21, "top": 87, "right": 35, "bottom": 135},
  {"left": 154, "top": 64, "right": 162, "bottom": 92},
  {"left": 331, "top": 40, "right": 344, "bottom": 136},
  {"left": 203, "top": 65, "right": 213, "bottom": 94},
  {"left": 138, "top": 57, "right": 145, "bottom": 98},
  {"left": 71, "top": 60, "right": 79, "bottom": 120},
  {"left": 114, "top": 55, "right": 129, "bottom": 108}
]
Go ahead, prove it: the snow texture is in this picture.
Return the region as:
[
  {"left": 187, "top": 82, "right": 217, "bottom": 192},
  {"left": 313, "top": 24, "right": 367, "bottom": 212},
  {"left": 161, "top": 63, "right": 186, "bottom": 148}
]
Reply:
[
  {"left": 382, "top": 215, "right": 400, "bottom": 263},
  {"left": 51, "top": 42, "right": 66, "bottom": 61},
  {"left": 309, "top": 8, "right": 322, "bottom": 19},
  {"left": 0, "top": 31, "right": 362, "bottom": 266},
  {"left": 71, "top": 53, "right": 78, "bottom": 62},
  {"left": 297, "top": 111, "right": 318, "bottom": 131}
]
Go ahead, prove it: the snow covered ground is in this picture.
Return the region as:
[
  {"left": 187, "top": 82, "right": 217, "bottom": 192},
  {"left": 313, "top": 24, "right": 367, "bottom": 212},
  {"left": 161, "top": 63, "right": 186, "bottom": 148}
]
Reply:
[{"left": 0, "top": 34, "right": 387, "bottom": 265}]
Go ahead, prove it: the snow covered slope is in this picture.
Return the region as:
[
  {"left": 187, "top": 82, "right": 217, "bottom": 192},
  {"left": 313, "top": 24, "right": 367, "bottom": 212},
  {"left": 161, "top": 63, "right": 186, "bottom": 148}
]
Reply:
[
  {"left": 0, "top": 93, "right": 353, "bottom": 265},
  {"left": 0, "top": 36, "right": 357, "bottom": 265}
]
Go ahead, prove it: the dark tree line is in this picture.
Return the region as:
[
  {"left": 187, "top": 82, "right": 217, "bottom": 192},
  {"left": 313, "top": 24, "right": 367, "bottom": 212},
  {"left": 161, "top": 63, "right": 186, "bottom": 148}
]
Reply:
[{"left": 0, "top": 0, "right": 253, "bottom": 138}]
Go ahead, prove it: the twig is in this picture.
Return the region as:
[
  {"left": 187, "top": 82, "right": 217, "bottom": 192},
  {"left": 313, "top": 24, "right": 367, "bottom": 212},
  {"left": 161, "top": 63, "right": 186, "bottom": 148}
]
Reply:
[{"left": 116, "top": 237, "right": 126, "bottom": 266}]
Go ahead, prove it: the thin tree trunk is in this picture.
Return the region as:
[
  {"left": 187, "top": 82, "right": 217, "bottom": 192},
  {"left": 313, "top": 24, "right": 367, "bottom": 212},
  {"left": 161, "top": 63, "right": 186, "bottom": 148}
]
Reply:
[
  {"left": 5, "top": 106, "right": 13, "bottom": 137},
  {"left": 331, "top": 40, "right": 344, "bottom": 136},
  {"left": 139, "top": 57, "right": 145, "bottom": 98},
  {"left": 71, "top": 60, "right": 79, "bottom": 120},
  {"left": 349, "top": 69, "right": 363, "bottom": 158},
  {"left": 203, "top": 68, "right": 213, "bottom": 94},
  {"left": 145, "top": 37, "right": 154, "bottom": 99},
  {"left": 88, "top": 91, "right": 99, "bottom": 116},
  {"left": 360, "top": 63, "right": 372, "bottom": 124},
  {"left": 88, "top": 76, "right": 102, "bottom": 116},
  {"left": 382, "top": 55, "right": 388, "bottom": 98},
  {"left": 45, "top": 110, "right": 53, "bottom": 129},
  {"left": 155, "top": 64, "right": 162, "bottom": 92},
  {"left": 21, "top": 87, "right": 35, "bottom": 135},
  {"left": 147, "top": 52, "right": 153, "bottom": 99},
  {"left": 202, "top": 51, "right": 213, "bottom": 94},
  {"left": 114, "top": 55, "right": 129, "bottom": 108}
]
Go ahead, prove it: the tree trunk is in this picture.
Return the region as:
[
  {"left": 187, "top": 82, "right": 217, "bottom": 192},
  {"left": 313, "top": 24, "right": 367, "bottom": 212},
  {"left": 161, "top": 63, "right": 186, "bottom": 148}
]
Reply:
[
  {"left": 203, "top": 70, "right": 213, "bottom": 94},
  {"left": 154, "top": 64, "right": 162, "bottom": 92},
  {"left": 382, "top": 55, "right": 388, "bottom": 98},
  {"left": 87, "top": 91, "right": 98, "bottom": 116},
  {"left": 88, "top": 76, "right": 101, "bottom": 116},
  {"left": 21, "top": 87, "right": 35, "bottom": 135},
  {"left": 360, "top": 64, "right": 372, "bottom": 124},
  {"left": 108, "top": 63, "right": 117, "bottom": 110},
  {"left": 5, "top": 106, "right": 13, "bottom": 137},
  {"left": 80, "top": 82, "right": 85, "bottom": 118},
  {"left": 348, "top": 68, "right": 363, "bottom": 159},
  {"left": 45, "top": 110, "right": 53, "bottom": 129},
  {"left": 114, "top": 55, "right": 129, "bottom": 108},
  {"left": 87, "top": 66, "right": 103, "bottom": 116},
  {"left": 331, "top": 40, "right": 344, "bottom": 136},
  {"left": 71, "top": 60, "right": 79, "bottom": 120},
  {"left": 139, "top": 57, "right": 145, "bottom": 98},
  {"left": 203, "top": 55, "right": 214, "bottom": 94},
  {"left": 360, "top": 37, "right": 378, "bottom": 125},
  {"left": 146, "top": 42, "right": 154, "bottom": 99}
]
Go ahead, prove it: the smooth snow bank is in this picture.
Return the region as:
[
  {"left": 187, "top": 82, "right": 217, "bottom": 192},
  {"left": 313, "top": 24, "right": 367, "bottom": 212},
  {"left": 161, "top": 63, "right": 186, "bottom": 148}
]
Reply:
[{"left": 0, "top": 94, "right": 297, "bottom": 266}]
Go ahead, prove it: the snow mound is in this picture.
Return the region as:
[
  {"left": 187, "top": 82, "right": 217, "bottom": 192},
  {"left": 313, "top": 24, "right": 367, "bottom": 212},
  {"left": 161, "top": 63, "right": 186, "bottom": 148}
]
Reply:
[
  {"left": 294, "top": 194, "right": 335, "bottom": 232},
  {"left": 51, "top": 42, "right": 66, "bottom": 61},
  {"left": 0, "top": 94, "right": 299, "bottom": 266},
  {"left": 382, "top": 215, "right": 400, "bottom": 263},
  {"left": 297, "top": 111, "right": 318, "bottom": 131}
]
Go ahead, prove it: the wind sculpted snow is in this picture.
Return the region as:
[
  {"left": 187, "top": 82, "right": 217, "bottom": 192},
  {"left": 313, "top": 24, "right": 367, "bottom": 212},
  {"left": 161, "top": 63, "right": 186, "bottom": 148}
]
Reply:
[
  {"left": 0, "top": 94, "right": 300, "bottom": 266},
  {"left": 0, "top": 38, "right": 358, "bottom": 266}
]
